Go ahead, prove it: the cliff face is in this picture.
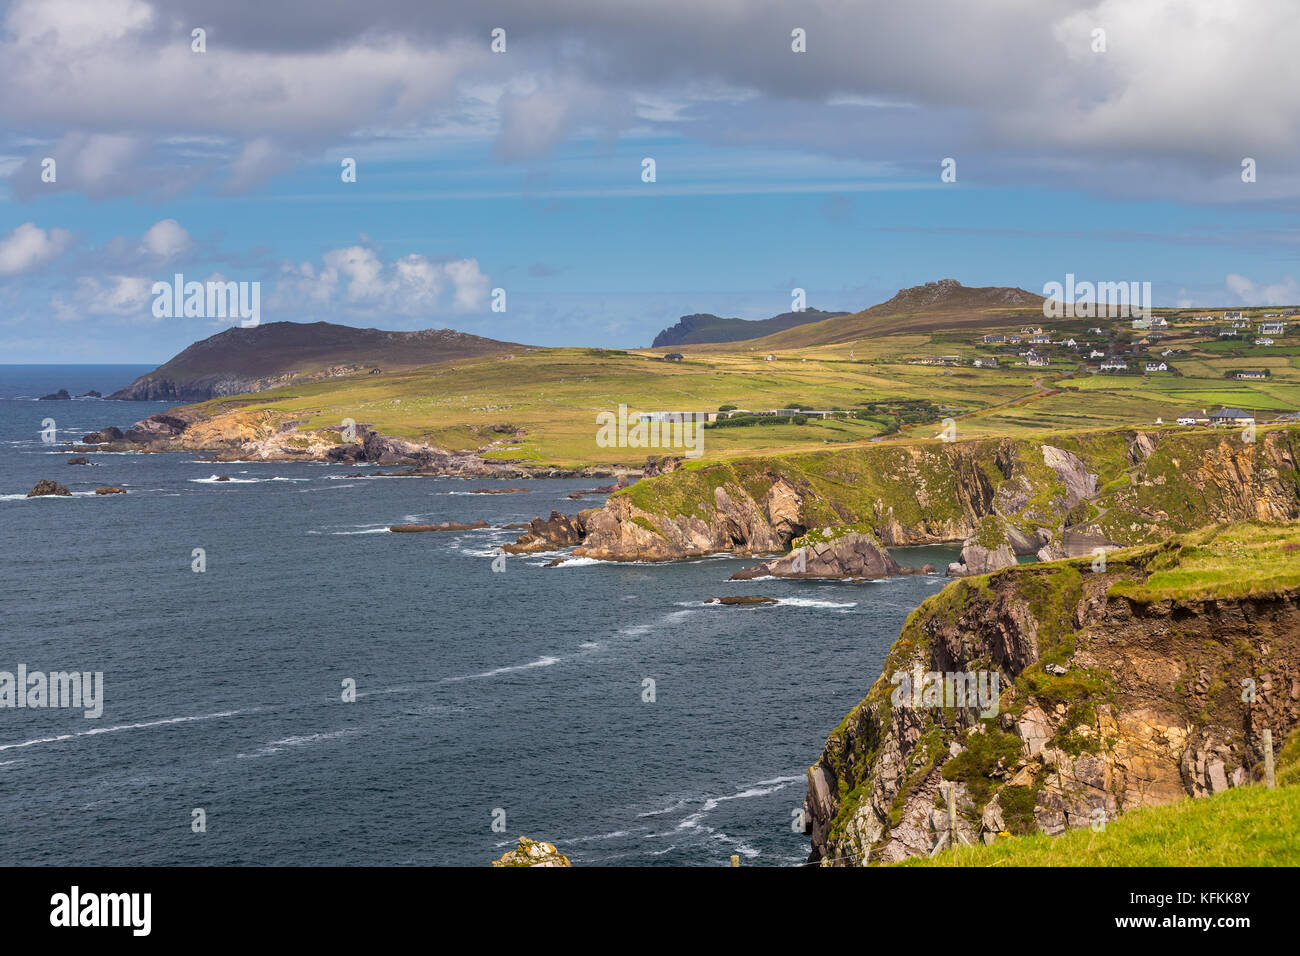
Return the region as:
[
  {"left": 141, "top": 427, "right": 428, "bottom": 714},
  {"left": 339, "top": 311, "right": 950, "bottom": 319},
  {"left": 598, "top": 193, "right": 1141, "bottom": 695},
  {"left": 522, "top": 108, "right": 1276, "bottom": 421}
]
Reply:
[
  {"left": 574, "top": 428, "right": 1300, "bottom": 562},
  {"left": 805, "top": 523, "right": 1300, "bottom": 865}
]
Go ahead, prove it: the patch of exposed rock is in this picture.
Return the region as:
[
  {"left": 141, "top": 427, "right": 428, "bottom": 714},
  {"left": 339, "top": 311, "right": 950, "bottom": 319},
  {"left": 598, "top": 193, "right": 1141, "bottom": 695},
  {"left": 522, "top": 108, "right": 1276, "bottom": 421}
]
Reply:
[
  {"left": 706, "top": 595, "right": 778, "bottom": 605},
  {"left": 503, "top": 511, "right": 588, "bottom": 554},
  {"left": 95, "top": 487, "right": 126, "bottom": 495},
  {"left": 491, "top": 837, "right": 571, "bottom": 867},
  {"left": 27, "top": 479, "right": 71, "bottom": 497},
  {"left": 732, "top": 531, "right": 901, "bottom": 580},
  {"left": 947, "top": 542, "right": 1018, "bottom": 577}
]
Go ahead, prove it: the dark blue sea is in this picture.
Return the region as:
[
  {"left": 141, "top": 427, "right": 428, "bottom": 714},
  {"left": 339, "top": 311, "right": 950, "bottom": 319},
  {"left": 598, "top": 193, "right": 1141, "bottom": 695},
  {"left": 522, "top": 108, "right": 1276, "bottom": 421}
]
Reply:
[{"left": 0, "top": 365, "right": 956, "bottom": 866}]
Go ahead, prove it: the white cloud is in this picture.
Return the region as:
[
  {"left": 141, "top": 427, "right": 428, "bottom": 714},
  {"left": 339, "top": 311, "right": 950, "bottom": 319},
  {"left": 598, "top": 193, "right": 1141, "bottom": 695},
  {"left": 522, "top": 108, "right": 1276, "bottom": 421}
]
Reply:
[
  {"left": 1225, "top": 273, "right": 1300, "bottom": 307},
  {"left": 0, "top": 222, "right": 72, "bottom": 275},
  {"left": 52, "top": 275, "right": 152, "bottom": 320},
  {"left": 269, "top": 244, "right": 490, "bottom": 316},
  {"left": 140, "top": 219, "right": 192, "bottom": 260}
]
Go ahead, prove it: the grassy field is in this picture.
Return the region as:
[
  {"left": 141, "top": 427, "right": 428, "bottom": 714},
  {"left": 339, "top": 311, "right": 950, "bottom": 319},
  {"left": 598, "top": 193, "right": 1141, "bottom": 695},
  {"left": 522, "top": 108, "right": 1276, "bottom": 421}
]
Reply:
[
  {"left": 902, "top": 782, "right": 1300, "bottom": 866},
  {"left": 1103, "top": 522, "right": 1300, "bottom": 602},
  {"left": 182, "top": 306, "right": 1300, "bottom": 467}
]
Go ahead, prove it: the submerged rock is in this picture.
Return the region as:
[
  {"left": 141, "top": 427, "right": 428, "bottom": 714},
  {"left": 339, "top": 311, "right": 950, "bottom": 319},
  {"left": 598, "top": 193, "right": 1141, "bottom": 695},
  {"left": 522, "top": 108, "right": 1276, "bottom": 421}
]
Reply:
[
  {"left": 492, "top": 837, "right": 571, "bottom": 867},
  {"left": 27, "top": 479, "right": 71, "bottom": 497},
  {"left": 706, "top": 596, "right": 778, "bottom": 606},
  {"left": 67, "top": 457, "right": 91, "bottom": 465}
]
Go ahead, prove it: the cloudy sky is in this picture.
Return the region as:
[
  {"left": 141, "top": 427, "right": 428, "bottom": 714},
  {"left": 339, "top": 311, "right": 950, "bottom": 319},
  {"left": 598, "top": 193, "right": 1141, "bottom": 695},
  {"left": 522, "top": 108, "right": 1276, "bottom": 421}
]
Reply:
[{"left": 2, "top": 0, "right": 1299, "bottom": 362}]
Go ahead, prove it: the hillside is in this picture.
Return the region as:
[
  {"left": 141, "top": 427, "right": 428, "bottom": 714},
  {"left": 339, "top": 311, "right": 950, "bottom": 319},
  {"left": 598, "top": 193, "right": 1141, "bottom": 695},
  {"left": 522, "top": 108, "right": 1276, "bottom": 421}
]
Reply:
[
  {"left": 650, "top": 308, "right": 847, "bottom": 347},
  {"left": 805, "top": 520, "right": 1300, "bottom": 865},
  {"left": 108, "top": 321, "right": 525, "bottom": 401},
  {"left": 745, "top": 279, "right": 1047, "bottom": 348}
]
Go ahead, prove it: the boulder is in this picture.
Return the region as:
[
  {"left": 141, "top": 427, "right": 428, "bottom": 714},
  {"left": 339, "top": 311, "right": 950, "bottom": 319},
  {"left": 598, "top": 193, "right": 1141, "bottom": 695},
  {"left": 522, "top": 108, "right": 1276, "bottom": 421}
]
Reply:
[
  {"left": 95, "top": 487, "right": 127, "bottom": 495},
  {"left": 67, "top": 457, "right": 91, "bottom": 465},
  {"left": 732, "top": 531, "right": 900, "bottom": 580},
  {"left": 81, "top": 427, "right": 124, "bottom": 444},
  {"left": 27, "top": 479, "right": 71, "bottom": 497},
  {"left": 946, "top": 542, "right": 1018, "bottom": 576},
  {"left": 124, "top": 413, "right": 190, "bottom": 444},
  {"left": 504, "top": 511, "right": 586, "bottom": 554},
  {"left": 492, "top": 837, "right": 570, "bottom": 868}
]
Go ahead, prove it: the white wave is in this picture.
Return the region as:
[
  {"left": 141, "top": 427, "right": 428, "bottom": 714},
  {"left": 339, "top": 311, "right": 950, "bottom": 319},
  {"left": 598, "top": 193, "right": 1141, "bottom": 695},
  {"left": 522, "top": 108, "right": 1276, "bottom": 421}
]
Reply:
[
  {"left": 560, "top": 829, "right": 634, "bottom": 844},
  {"left": 637, "top": 798, "right": 690, "bottom": 818},
  {"left": 444, "top": 655, "right": 561, "bottom": 682},
  {"left": 542, "top": 556, "right": 607, "bottom": 568},
  {"left": 318, "top": 527, "right": 390, "bottom": 535},
  {"left": 776, "top": 597, "right": 858, "bottom": 609},
  {"left": 673, "top": 776, "right": 802, "bottom": 834},
  {"left": 237, "top": 729, "right": 353, "bottom": 758},
  {"left": 1, "top": 490, "right": 101, "bottom": 501},
  {"left": 0, "top": 709, "right": 246, "bottom": 753}
]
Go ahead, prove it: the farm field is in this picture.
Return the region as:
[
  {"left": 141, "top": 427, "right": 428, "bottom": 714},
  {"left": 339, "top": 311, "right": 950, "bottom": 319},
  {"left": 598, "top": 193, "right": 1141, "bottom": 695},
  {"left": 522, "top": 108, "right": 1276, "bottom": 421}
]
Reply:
[{"left": 176, "top": 300, "right": 1300, "bottom": 467}]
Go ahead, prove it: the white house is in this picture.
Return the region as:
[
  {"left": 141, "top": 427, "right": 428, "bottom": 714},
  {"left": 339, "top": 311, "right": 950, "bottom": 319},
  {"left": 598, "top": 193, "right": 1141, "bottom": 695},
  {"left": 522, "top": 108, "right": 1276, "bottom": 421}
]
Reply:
[
  {"left": 1100, "top": 358, "right": 1128, "bottom": 372},
  {"left": 1089, "top": 349, "right": 1106, "bottom": 359},
  {"left": 1256, "top": 337, "right": 1275, "bottom": 346},
  {"left": 1224, "top": 311, "right": 1244, "bottom": 321},
  {"left": 1131, "top": 317, "right": 1152, "bottom": 330},
  {"left": 1150, "top": 316, "right": 1169, "bottom": 328},
  {"left": 1145, "top": 361, "right": 1168, "bottom": 373},
  {"left": 1260, "top": 321, "right": 1286, "bottom": 336}
]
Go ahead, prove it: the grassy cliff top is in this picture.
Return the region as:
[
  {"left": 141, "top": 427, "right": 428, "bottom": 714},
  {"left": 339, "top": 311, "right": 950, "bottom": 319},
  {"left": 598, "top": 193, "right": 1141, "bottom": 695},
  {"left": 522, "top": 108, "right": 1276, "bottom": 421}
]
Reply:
[
  {"left": 1101, "top": 521, "right": 1300, "bottom": 603},
  {"left": 902, "top": 781, "right": 1300, "bottom": 866}
]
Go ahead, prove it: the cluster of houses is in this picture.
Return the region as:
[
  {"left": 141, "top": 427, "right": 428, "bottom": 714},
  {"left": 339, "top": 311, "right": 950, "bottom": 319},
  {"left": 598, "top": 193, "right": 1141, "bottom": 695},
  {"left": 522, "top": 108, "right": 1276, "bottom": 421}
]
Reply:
[
  {"left": 959, "top": 310, "right": 1296, "bottom": 376},
  {"left": 970, "top": 325, "right": 1161, "bottom": 373},
  {"left": 1171, "top": 407, "right": 1294, "bottom": 427},
  {"left": 633, "top": 407, "right": 852, "bottom": 424}
]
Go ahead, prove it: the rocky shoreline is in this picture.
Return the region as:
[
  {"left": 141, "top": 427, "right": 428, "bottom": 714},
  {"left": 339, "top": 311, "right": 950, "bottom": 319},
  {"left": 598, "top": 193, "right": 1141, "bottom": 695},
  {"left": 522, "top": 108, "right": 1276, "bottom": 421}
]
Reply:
[{"left": 80, "top": 409, "right": 634, "bottom": 480}]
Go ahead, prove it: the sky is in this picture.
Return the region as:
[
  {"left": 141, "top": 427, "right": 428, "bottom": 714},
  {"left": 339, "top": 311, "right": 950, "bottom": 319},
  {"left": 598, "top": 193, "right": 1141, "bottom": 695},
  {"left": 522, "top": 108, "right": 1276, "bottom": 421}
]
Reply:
[{"left": 2, "top": 0, "right": 1300, "bottom": 363}]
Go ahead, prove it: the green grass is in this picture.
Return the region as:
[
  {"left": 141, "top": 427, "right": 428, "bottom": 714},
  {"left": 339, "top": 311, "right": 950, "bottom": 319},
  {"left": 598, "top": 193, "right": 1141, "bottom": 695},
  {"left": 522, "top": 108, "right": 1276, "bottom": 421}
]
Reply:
[
  {"left": 1106, "top": 523, "right": 1300, "bottom": 602},
  {"left": 168, "top": 311, "right": 1300, "bottom": 468},
  {"left": 902, "top": 783, "right": 1300, "bottom": 866}
]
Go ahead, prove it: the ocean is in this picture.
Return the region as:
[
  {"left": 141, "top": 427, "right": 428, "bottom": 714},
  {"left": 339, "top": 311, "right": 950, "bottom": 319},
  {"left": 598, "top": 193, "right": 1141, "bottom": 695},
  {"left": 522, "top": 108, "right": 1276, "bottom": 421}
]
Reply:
[{"left": 0, "top": 365, "right": 956, "bottom": 866}]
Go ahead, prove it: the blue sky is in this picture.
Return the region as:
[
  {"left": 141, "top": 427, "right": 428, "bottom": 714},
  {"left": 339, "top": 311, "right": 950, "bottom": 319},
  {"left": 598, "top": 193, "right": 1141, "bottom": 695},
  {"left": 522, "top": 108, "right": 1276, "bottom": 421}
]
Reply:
[{"left": 3, "top": 0, "right": 1300, "bottom": 362}]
